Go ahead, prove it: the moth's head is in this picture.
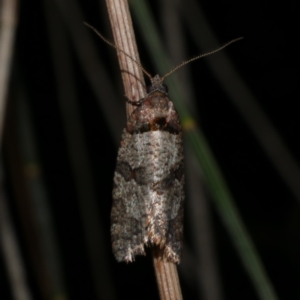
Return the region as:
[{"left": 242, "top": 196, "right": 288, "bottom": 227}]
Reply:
[{"left": 146, "top": 74, "right": 169, "bottom": 95}]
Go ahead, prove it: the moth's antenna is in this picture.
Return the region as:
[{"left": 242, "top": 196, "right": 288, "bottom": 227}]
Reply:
[
  {"left": 84, "top": 22, "right": 153, "bottom": 80},
  {"left": 161, "top": 37, "right": 244, "bottom": 81}
]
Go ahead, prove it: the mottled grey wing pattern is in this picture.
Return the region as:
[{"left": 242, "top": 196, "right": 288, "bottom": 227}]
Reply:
[{"left": 111, "top": 88, "right": 184, "bottom": 264}]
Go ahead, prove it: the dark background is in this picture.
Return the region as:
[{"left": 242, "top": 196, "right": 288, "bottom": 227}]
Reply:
[{"left": 1, "top": 0, "right": 300, "bottom": 299}]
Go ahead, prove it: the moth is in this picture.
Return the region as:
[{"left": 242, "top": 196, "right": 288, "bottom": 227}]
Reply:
[
  {"left": 112, "top": 73, "right": 184, "bottom": 263},
  {"left": 85, "top": 22, "right": 242, "bottom": 264}
]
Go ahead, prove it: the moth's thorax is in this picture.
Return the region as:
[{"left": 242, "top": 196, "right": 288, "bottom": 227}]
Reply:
[
  {"left": 143, "top": 91, "right": 170, "bottom": 111},
  {"left": 126, "top": 90, "right": 180, "bottom": 134}
]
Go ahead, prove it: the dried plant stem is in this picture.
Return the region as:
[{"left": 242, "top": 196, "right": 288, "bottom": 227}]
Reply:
[
  {"left": 0, "top": 174, "right": 32, "bottom": 300},
  {"left": 152, "top": 247, "right": 183, "bottom": 300},
  {"left": 105, "top": 0, "right": 182, "bottom": 299},
  {"left": 0, "top": 0, "right": 17, "bottom": 143},
  {"left": 105, "top": 0, "right": 145, "bottom": 116},
  {"left": 0, "top": 2, "right": 32, "bottom": 299}
]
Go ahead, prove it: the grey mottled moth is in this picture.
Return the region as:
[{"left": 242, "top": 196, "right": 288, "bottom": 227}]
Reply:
[{"left": 84, "top": 22, "right": 242, "bottom": 264}]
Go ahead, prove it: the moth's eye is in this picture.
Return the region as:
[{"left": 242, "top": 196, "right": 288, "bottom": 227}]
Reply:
[
  {"left": 162, "top": 84, "right": 168, "bottom": 93},
  {"left": 146, "top": 85, "right": 153, "bottom": 93}
]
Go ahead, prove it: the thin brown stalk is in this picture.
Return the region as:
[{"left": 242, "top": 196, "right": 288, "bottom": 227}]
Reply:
[
  {"left": 0, "top": 174, "right": 32, "bottom": 300},
  {"left": 0, "top": 1, "right": 32, "bottom": 299},
  {"left": 152, "top": 247, "right": 183, "bottom": 300},
  {"left": 105, "top": 0, "right": 145, "bottom": 116},
  {"left": 0, "top": 0, "right": 17, "bottom": 143},
  {"left": 105, "top": 0, "right": 183, "bottom": 299}
]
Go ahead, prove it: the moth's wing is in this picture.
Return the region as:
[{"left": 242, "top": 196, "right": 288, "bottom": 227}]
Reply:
[
  {"left": 111, "top": 131, "right": 147, "bottom": 262},
  {"left": 146, "top": 161, "right": 184, "bottom": 264},
  {"left": 147, "top": 132, "right": 185, "bottom": 264},
  {"left": 161, "top": 160, "right": 185, "bottom": 264},
  {"left": 165, "top": 189, "right": 184, "bottom": 264}
]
